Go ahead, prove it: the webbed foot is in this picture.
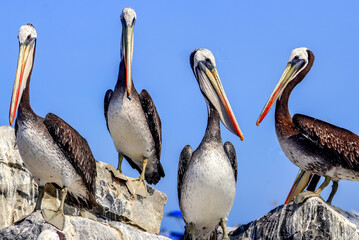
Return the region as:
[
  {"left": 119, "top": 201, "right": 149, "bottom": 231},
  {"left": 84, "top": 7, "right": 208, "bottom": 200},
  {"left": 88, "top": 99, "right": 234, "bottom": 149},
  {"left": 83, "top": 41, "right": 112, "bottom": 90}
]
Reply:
[
  {"left": 126, "top": 177, "right": 147, "bottom": 198},
  {"left": 42, "top": 208, "right": 65, "bottom": 230},
  {"left": 294, "top": 190, "right": 323, "bottom": 204}
]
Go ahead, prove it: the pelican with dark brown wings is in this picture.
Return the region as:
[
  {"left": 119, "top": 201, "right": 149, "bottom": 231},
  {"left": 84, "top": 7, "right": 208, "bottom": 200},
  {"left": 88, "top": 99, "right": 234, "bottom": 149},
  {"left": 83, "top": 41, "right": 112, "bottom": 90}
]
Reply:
[
  {"left": 104, "top": 8, "right": 164, "bottom": 196},
  {"left": 9, "top": 24, "right": 97, "bottom": 230},
  {"left": 256, "top": 47, "right": 359, "bottom": 203}
]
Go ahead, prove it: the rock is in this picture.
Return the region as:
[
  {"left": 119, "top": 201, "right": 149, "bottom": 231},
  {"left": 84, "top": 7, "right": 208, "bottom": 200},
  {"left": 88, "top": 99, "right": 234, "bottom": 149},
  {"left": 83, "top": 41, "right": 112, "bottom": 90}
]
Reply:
[
  {"left": 0, "top": 126, "right": 167, "bottom": 238},
  {"left": 230, "top": 197, "right": 359, "bottom": 240},
  {"left": 0, "top": 211, "right": 171, "bottom": 240},
  {"left": 0, "top": 126, "right": 37, "bottom": 229},
  {"left": 91, "top": 162, "right": 167, "bottom": 234}
]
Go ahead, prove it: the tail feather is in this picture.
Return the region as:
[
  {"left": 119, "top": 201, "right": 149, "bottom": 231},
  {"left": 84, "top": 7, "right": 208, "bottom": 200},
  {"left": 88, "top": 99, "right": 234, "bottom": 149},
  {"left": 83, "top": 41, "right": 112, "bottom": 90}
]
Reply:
[
  {"left": 124, "top": 155, "right": 165, "bottom": 185},
  {"left": 146, "top": 162, "right": 165, "bottom": 185},
  {"left": 66, "top": 191, "right": 97, "bottom": 210}
]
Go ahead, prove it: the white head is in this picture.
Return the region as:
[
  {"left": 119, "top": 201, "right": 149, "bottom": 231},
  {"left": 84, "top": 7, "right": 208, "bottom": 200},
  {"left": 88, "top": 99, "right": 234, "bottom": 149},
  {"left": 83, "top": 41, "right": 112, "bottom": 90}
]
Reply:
[
  {"left": 192, "top": 48, "right": 217, "bottom": 78},
  {"left": 287, "top": 47, "right": 309, "bottom": 79},
  {"left": 121, "top": 7, "right": 137, "bottom": 26},
  {"left": 18, "top": 24, "right": 37, "bottom": 44},
  {"left": 288, "top": 47, "right": 309, "bottom": 62},
  {"left": 190, "top": 48, "right": 244, "bottom": 140}
]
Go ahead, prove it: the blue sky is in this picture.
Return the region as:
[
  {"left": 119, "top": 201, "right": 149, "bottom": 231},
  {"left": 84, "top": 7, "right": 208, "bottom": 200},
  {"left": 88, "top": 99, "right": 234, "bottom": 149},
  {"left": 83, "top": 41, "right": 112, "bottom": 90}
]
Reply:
[{"left": 1, "top": 0, "right": 359, "bottom": 234}]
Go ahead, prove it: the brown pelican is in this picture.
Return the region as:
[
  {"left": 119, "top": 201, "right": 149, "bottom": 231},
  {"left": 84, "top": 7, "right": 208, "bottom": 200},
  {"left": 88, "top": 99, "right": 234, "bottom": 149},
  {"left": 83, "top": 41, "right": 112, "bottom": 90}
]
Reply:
[
  {"left": 9, "top": 24, "right": 97, "bottom": 230},
  {"left": 104, "top": 7, "right": 164, "bottom": 196},
  {"left": 178, "top": 49, "right": 244, "bottom": 240},
  {"left": 257, "top": 47, "right": 359, "bottom": 203}
]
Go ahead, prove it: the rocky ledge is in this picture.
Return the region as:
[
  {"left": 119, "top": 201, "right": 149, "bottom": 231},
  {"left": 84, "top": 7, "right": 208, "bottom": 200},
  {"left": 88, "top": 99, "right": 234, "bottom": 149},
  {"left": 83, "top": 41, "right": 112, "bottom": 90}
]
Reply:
[
  {"left": 0, "top": 211, "right": 169, "bottom": 240},
  {"left": 0, "top": 126, "right": 169, "bottom": 239},
  {"left": 230, "top": 197, "right": 359, "bottom": 240}
]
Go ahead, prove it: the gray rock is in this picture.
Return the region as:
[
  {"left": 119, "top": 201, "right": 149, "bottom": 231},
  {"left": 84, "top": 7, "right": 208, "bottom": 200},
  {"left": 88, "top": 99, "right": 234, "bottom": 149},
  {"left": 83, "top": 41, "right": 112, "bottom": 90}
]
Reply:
[
  {"left": 230, "top": 197, "right": 359, "bottom": 240},
  {"left": 0, "top": 126, "right": 167, "bottom": 238},
  {"left": 0, "top": 211, "right": 170, "bottom": 240},
  {"left": 0, "top": 126, "right": 37, "bottom": 229},
  {"left": 91, "top": 162, "right": 167, "bottom": 234}
]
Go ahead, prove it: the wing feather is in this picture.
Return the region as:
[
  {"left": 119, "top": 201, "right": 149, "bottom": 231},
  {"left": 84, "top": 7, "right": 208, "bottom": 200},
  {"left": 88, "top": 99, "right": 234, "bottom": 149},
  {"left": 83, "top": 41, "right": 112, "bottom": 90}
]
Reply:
[
  {"left": 139, "top": 90, "right": 162, "bottom": 160},
  {"left": 223, "top": 141, "right": 237, "bottom": 182},
  {"left": 293, "top": 114, "right": 359, "bottom": 170},
  {"left": 43, "top": 113, "right": 97, "bottom": 203},
  {"left": 177, "top": 145, "right": 193, "bottom": 201},
  {"left": 104, "top": 89, "right": 113, "bottom": 131}
]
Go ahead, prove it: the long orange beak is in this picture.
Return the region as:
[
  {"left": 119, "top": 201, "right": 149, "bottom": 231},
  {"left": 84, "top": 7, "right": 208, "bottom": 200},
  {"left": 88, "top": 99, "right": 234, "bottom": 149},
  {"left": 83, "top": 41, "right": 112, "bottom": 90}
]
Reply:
[
  {"left": 256, "top": 63, "right": 296, "bottom": 126},
  {"left": 122, "top": 21, "right": 134, "bottom": 98},
  {"left": 9, "top": 40, "right": 35, "bottom": 126},
  {"left": 198, "top": 63, "right": 244, "bottom": 140}
]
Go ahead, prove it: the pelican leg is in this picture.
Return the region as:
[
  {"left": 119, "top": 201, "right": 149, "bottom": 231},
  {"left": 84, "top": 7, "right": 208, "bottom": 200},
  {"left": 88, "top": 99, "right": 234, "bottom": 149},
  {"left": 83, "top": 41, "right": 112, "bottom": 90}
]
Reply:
[
  {"left": 126, "top": 157, "right": 148, "bottom": 198},
  {"left": 326, "top": 180, "right": 338, "bottom": 204},
  {"left": 220, "top": 217, "right": 229, "bottom": 240},
  {"left": 42, "top": 187, "right": 67, "bottom": 230},
  {"left": 189, "top": 222, "right": 196, "bottom": 240},
  {"left": 294, "top": 176, "right": 331, "bottom": 205},
  {"left": 315, "top": 176, "right": 331, "bottom": 195},
  {"left": 34, "top": 185, "right": 45, "bottom": 211},
  {"left": 117, "top": 152, "right": 124, "bottom": 174}
]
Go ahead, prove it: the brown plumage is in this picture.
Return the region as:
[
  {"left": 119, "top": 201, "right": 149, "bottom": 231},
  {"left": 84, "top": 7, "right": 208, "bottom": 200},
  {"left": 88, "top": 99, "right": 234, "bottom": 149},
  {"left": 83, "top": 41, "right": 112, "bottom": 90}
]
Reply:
[
  {"left": 293, "top": 114, "right": 359, "bottom": 171},
  {"left": 44, "top": 113, "right": 97, "bottom": 208}
]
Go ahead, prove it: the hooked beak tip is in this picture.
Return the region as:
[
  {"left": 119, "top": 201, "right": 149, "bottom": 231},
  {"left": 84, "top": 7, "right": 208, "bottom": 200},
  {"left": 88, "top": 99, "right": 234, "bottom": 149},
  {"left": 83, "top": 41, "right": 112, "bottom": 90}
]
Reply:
[{"left": 256, "top": 121, "right": 260, "bottom": 126}]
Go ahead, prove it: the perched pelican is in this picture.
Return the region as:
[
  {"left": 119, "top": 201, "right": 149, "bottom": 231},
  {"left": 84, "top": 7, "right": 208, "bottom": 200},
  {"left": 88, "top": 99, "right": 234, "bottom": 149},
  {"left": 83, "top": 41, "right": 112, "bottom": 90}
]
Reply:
[
  {"left": 104, "top": 8, "right": 164, "bottom": 196},
  {"left": 9, "top": 24, "right": 97, "bottom": 230},
  {"left": 178, "top": 49, "right": 244, "bottom": 240},
  {"left": 257, "top": 47, "right": 359, "bottom": 203}
]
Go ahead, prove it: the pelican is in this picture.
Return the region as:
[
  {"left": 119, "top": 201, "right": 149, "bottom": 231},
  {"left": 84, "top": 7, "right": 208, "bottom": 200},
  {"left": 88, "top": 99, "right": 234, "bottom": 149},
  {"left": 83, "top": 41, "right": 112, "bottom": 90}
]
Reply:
[
  {"left": 9, "top": 24, "right": 97, "bottom": 230},
  {"left": 104, "top": 7, "right": 164, "bottom": 196},
  {"left": 178, "top": 49, "right": 244, "bottom": 240},
  {"left": 257, "top": 47, "right": 359, "bottom": 204}
]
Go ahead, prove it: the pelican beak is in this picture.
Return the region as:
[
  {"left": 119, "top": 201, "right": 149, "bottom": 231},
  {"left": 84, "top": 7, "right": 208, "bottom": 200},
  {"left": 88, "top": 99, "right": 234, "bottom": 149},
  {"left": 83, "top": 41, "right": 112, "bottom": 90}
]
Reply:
[
  {"left": 284, "top": 169, "right": 313, "bottom": 204},
  {"left": 9, "top": 39, "right": 36, "bottom": 126},
  {"left": 256, "top": 58, "right": 305, "bottom": 126},
  {"left": 122, "top": 22, "right": 134, "bottom": 98},
  {"left": 197, "top": 62, "right": 244, "bottom": 140}
]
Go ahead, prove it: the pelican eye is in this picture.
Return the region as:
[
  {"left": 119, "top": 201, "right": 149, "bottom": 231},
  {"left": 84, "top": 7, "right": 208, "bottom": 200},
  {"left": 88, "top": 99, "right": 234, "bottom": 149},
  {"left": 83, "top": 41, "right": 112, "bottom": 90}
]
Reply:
[
  {"left": 293, "top": 56, "right": 299, "bottom": 60},
  {"left": 27, "top": 35, "right": 31, "bottom": 40}
]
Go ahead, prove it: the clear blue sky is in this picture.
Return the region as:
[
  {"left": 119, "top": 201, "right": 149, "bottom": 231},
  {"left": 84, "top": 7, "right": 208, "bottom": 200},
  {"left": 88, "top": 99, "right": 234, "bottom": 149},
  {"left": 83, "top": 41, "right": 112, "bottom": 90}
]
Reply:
[{"left": 1, "top": 0, "right": 359, "bottom": 234}]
